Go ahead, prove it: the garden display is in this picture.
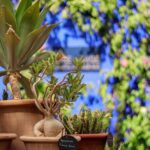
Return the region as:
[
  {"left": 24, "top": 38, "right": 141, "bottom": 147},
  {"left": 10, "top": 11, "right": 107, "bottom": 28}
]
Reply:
[
  {"left": 0, "top": 0, "right": 57, "bottom": 149},
  {"left": 60, "top": 109, "right": 111, "bottom": 150}
]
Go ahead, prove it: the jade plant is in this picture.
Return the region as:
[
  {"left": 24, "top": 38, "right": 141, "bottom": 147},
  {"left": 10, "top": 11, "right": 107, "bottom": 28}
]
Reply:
[
  {"left": 0, "top": 0, "right": 57, "bottom": 99},
  {"left": 60, "top": 109, "right": 111, "bottom": 134},
  {"left": 30, "top": 52, "right": 86, "bottom": 137}
]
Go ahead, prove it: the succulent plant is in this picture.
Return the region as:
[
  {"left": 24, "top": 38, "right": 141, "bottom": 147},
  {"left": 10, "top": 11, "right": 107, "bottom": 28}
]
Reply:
[
  {"left": 31, "top": 53, "right": 86, "bottom": 137},
  {"left": 60, "top": 109, "right": 111, "bottom": 134},
  {"left": 0, "top": 0, "right": 57, "bottom": 99}
]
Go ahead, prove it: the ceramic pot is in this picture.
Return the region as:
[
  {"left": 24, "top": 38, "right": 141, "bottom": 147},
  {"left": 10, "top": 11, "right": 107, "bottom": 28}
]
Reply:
[
  {"left": 20, "top": 136, "right": 59, "bottom": 150},
  {"left": 0, "top": 99, "right": 43, "bottom": 150},
  {"left": 0, "top": 133, "right": 16, "bottom": 150},
  {"left": 76, "top": 133, "right": 108, "bottom": 150}
]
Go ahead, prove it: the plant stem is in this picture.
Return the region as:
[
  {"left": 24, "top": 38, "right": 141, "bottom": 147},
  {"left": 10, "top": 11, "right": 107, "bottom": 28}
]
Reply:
[{"left": 9, "top": 73, "right": 21, "bottom": 100}]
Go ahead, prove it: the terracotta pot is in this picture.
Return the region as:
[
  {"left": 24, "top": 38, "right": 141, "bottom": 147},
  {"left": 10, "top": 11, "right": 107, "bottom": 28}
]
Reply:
[
  {"left": 20, "top": 136, "right": 59, "bottom": 150},
  {"left": 76, "top": 133, "right": 108, "bottom": 150},
  {"left": 0, "top": 99, "right": 43, "bottom": 150},
  {"left": 0, "top": 133, "right": 16, "bottom": 150}
]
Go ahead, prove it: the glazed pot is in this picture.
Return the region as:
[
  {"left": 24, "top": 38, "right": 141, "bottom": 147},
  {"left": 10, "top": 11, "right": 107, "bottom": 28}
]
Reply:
[
  {"left": 76, "top": 133, "right": 108, "bottom": 150},
  {"left": 20, "top": 136, "right": 59, "bottom": 150},
  {"left": 0, "top": 133, "right": 16, "bottom": 150},
  {"left": 0, "top": 99, "right": 43, "bottom": 150}
]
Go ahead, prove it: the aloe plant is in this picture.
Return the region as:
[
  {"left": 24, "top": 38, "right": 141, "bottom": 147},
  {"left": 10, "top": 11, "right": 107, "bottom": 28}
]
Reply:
[{"left": 0, "top": 0, "right": 57, "bottom": 99}]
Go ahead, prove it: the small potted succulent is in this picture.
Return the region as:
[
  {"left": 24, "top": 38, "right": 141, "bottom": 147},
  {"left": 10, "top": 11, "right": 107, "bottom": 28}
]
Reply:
[
  {"left": 0, "top": 0, "right": 57, "bottom": 149},
  {"left": 60, "top": 108, "right": 111, "bottom": 150},
  {"left": 20, "top": 53, "right": 85, "bottom": 150}
]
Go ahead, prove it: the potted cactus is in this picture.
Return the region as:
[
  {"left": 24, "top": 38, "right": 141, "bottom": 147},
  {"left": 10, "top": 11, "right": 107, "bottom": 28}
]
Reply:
[
  {"left": 60, "top": 109, "right": 111, "bottom": 150},
  {"left": 20, "top": 54, "right": 85, "bottom": 150},
  {"left": 0, "top": 0, "right": 57, "bottom": 149}
]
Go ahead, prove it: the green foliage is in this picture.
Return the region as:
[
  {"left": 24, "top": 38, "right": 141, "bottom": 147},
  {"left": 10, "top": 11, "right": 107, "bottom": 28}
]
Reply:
[
  {"left": 40, "top": 0, "right": 150, "bottom": 54},
  {"left": 30, "top": 51, "right": 86, "bottom": 110},
  {"left": 0, "top": 0, "right": 57, "bottom": 98},
  {"left": 60, "top": 109, "right": 111, "bottom": 134},
  {"left": 120, "top": 108, "right": 150, "bottom": 150},
  {"left": 99, "top": 48, "right": 150, "bottom": 149}
]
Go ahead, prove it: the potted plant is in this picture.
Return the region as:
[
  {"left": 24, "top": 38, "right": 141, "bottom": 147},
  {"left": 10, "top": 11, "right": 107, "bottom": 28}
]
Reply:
[
  {"left": 0, "top": 133, "right": 16, "bottom": 150},
  {"left": 20, "top": 55, "right": 85, "bottom": 150},
  {"left": 60, "top": 108, "right": 111, "bottom": 150},
  {"left": 0, "top": 0, "right": 57, "bottom": 149}
]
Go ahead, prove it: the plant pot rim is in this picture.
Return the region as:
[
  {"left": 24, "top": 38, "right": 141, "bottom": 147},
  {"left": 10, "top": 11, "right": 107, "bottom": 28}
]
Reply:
[
  {"left": 74, "top": 133, "right": 108, "bottom": 138},
  {"left": 0, "top": 133, "right": 17, "bottom": 140},
  {"left": 20, "top": 136, "right": 59, "bottom": 143},
  {"left": 0, "top": 99, "right": 36, "bottom": 107}
]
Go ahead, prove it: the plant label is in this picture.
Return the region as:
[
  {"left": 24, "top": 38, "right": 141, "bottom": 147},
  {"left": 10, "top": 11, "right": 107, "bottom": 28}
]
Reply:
[{"left": 58, "top": 135, "right": 78, "bottom": 150}]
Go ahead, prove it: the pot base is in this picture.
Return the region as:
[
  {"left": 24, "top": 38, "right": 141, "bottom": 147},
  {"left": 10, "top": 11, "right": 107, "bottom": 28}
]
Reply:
[
  {"left": 0, "top": 99, "right": 43, "bottom": 150},
  {"left": 20, "top": 136, "right": 60, "bottom": 150},
  {"left": 0, "top": 133, "right": 16, "bottom": 150},
  {"left": 76, "top": 133, "right": 108, "bottom": 150}
]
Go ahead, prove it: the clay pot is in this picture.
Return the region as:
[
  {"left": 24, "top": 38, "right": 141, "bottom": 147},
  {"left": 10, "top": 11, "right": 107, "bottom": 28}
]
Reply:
[
  {"left": 76, "top": 133, "right": 108, "bottom": 150},
  {"left": 20, "top": 136, "right": 59, "bottom": 150},
  {"left": 0, "top": 99, "right": 43, "bottom": 150},
  {"left": 0, "top": 133, "right": 16, "bottom": 150}
]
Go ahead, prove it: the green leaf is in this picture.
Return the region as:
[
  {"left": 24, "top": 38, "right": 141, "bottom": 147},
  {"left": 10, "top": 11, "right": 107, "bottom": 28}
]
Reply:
[
  {"left": 18, "top": 73, "right": 34, "bottom": 98},
  {"left": 19, "top": 1, "right": 40, "bottom": 37},
  {"left": 0, "top": 38, "right": 8, "bottom": 68},
  {"left": 16, "top": 0, "right": 32, "bottom": 27},
  {"left": 18, "top": 23, "right": 58, "bottom": 65},
  {"left": 4, "top": 27, "right": 20, "bottom": 69},
  {"left": 0, "top": 0, "right": 14, "bottom": 14},
  {"left": 0, "top": 70, "right": 7, "bottom": 77},
  {"left": 20, "top": 52, "right": 50, "bottom": 70},
  {"left": 0, "top": 6, "right": 16, "bottom": 37},
  {"left": 35, "top": 7, "right": 48, "bottom": 28}
]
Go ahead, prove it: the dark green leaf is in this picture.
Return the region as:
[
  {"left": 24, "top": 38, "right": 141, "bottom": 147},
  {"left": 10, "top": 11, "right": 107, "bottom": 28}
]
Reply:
[
  {"left": 16, "top": 0, "right": 32, "bottom": 27},
  {"left": 18, "top": 73, "right": 34, "bottom": 98},
  {"left": 0, "top": 6, "right": 16, "bottom": 37},
  {"left": 19, "top": 1, "right": 40, "bottom": 37},
  {"left": 4, "top": 27, "right": 20, "bottom": 69},
  {"left": 0, "top": 0, "right": 14, "bottom": 14}
]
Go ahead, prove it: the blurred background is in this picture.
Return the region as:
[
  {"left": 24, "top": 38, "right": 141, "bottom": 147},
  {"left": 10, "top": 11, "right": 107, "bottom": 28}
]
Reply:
[{"left": 1, "top": 0, "right": 150, "bottom": 149}]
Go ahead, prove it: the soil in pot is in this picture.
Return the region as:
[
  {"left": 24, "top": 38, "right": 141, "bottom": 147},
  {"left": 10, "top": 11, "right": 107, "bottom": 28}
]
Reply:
[
  {"left": 76, "top": 133, "right": 108, "bottom": 150},
  {"left": 0, "top": 99, "right": 43, "bottom": 150},
  {"left": 20, "top": 136, "right": 59, "bottom": 150},
  {"left": 0, "top": 133, "right": 16, "bottom": 150}
]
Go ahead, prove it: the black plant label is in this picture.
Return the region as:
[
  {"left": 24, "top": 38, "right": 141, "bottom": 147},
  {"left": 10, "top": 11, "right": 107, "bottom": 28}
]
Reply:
[
  {"left": 59, "top": 135, "right": 78, "bottom": 150},
  {"left": 107, "top": 133, "right": 113, "bottom": 147}
]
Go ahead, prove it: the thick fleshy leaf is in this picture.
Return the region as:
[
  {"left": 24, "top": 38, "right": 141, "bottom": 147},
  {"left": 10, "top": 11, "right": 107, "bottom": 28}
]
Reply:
[
  {"left": 35, "top": 7, "right": 48, "bottom": 28},
  {"left": 18, "top": 23, "right": 58, "bottom": 65},
  {"left": 0, "top": 6, "right": 16, "bottom": 37},
  {"left": 19, "top": 52, "right": 50, "bottom": 70},
  {"left": 0, "top": 0, "right": 14, "bottom": 14},
  {"left": 19, "top": 1, "right": 40, "bottom": 37},
  {"left": 0, "top": 70, "right": 7, "bottom": 77},
  {"left": 18, "top": 74, "right": 34, "bottom": 98},
  {"left": 17, "top": 25, "right": 46, "bottom": 62},
  {"left": 16, "top": 0, "right": 32, "bottom": 27},
  {"left": 4, "top": 27, "right": 20, "bottom": 69},
  {"left": 0, "top": 38, "right": 8, "bottom": 68},
  {"left": 3, "top": 75, "right": 9, "bottom": 86}
]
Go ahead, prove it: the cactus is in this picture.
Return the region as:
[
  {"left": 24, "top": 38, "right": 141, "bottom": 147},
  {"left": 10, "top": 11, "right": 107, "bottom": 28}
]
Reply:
[{"left": 60, "top": 109, "right": 111, "bottom": 134}]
